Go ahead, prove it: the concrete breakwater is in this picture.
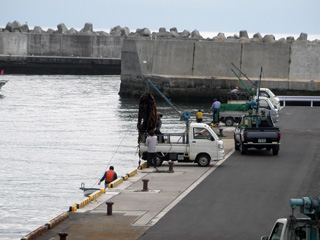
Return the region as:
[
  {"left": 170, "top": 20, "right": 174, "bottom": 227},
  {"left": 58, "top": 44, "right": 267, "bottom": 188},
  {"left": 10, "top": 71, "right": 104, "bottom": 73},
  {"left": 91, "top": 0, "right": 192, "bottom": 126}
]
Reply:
[
  {"left": 120, "top": 38, "right": 320, "bottom": 102},
  {"left": 1, "top": 21, "right": 320, "bottom": 99}
]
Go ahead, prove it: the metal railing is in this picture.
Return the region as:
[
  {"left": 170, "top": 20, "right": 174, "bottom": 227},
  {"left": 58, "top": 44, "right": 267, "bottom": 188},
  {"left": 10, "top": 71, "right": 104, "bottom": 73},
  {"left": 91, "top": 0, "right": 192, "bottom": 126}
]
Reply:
[{"left": 278, "top": 96, "right": 320, "bottom": 107}]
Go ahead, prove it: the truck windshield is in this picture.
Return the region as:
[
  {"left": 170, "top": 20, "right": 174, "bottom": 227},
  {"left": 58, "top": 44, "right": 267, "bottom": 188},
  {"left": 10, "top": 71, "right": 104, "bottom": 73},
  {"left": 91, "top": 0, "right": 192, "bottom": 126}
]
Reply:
[
  {"left": 260, "top": 91, "right": 270, "bottom": 98},
  {"left": 270, "top": 222, "right": 284, "bottom": 240}
]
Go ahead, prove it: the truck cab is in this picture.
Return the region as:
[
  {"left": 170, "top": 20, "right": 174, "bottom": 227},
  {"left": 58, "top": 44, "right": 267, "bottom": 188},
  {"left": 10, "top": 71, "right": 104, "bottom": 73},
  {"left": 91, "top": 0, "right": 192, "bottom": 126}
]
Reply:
[
  {"left": 262, "top": 217, "right": 320, "bottom": 240},
  {"left": 139, "top": 122, "right": 225, "bottom": 167},
  {"left": 259, "top": 88, "right": 280, "bottom": 110},
  {"left": 228, "top": 88, "right": 280, "bottom": 111},
  {"left": 262, "top": 197, "right": 320, "bottom": 240}
]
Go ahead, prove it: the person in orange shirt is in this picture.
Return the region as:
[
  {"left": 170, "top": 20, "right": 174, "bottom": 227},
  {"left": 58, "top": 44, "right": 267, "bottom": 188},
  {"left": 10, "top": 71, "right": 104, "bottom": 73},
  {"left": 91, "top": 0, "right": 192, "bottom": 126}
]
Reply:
[{"left": 98, "top": 166, "right": 118, "bottom": 188}]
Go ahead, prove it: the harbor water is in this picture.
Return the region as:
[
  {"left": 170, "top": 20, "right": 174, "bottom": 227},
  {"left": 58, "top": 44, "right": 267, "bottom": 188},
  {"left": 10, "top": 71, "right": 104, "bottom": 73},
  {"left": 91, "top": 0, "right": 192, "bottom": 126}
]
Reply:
[{"left": 0, "top": 75, "right": 212, "bottom": 239}]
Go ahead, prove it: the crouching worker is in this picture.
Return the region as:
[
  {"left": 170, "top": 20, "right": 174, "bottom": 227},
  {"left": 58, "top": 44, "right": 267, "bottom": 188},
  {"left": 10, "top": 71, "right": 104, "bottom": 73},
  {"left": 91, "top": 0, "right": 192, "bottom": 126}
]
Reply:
[{"left": 98, "top": 166, "right": 118, "bottom": 188}]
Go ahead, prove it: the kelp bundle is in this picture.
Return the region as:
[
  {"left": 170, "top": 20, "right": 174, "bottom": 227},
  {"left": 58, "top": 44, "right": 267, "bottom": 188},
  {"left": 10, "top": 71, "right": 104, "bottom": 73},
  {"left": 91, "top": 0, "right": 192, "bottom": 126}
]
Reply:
[{"left": 137, "top": 93, "right": 158, "bottom": 143}]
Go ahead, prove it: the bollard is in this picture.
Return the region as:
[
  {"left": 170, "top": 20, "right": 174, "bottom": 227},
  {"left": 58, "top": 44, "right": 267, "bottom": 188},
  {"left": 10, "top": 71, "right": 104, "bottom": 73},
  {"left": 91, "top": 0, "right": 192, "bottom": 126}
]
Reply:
[
  {"left": 59, "top": 233, "right": 68, "bottom": 240},
  {"left": 219, "top": 128, "right": 223, "bottom": 136},
  {"left": 168, "top": 161, "right": 174, "bottom": 171},
  {"left": 106, "top": 201, "right": 114, "bottom": 215},
  {"left": 142, "top": 179, "right": 149, "bottom": 191}
]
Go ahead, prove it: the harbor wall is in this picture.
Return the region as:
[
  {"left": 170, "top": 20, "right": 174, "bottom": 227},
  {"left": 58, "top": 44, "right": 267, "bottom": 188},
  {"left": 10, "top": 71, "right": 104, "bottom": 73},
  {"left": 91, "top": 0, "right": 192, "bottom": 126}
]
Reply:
[
  {"left": 0, "top": 32, "right": 123, "bottom": 74},
  {"left": 120, "top": 39, "right": 320, "bottom": 101},
  {"left": 1, "top": 26, "right": 320, "bottom": 99},
  {"left": 0, "top": 32, "right": 123, "bottom": 58}
]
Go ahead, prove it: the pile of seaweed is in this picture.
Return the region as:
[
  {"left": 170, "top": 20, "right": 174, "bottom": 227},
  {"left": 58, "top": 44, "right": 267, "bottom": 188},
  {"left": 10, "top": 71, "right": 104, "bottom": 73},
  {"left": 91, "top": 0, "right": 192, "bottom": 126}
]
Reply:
[{"left": 137, "top": 93, "right": 158, "bottom": 143}]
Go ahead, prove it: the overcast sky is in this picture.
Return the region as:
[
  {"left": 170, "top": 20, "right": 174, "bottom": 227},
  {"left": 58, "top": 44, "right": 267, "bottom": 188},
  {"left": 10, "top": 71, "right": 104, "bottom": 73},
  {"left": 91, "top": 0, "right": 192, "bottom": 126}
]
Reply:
[{"left": 1, "top": 0, "right": 319, "bottom": 39}]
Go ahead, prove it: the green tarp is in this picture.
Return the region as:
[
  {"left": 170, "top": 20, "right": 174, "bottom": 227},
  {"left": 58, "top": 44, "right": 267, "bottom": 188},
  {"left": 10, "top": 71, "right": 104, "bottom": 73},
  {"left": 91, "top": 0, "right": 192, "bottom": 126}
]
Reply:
[{"left": 215, "top": 104, "right": 250, "bottom": 122}]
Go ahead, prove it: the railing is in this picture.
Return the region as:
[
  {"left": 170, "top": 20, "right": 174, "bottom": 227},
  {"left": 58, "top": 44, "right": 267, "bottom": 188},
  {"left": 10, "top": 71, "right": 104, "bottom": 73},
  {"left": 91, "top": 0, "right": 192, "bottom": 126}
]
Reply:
[{"left": 278, "top": 96, "right": 320, "bottom": 107}]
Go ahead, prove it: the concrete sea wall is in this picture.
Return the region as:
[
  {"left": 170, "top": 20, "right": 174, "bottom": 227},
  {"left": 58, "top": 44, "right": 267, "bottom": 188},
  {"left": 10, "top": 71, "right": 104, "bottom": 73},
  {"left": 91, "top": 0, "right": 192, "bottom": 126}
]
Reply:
[
  {"left": 1, "top": 21, "right": 320, "bottom": 99},
  {"left": 0, "top": 32, "right": 123, "bottom": 74},
  {"left": 120, "top": 39, "right": 320, "bottom": 101},
  {"left": 0, "top": 21, "right": 206, "bottom": 74}
]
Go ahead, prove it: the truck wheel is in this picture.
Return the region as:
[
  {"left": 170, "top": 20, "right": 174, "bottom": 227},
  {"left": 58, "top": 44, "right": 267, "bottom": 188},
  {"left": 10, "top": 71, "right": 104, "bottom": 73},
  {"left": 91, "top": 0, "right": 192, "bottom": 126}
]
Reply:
[
  {"left": 197, "top": 154, "right": 210, "bottom": 167},
  {"left": 225, "top": 118, "right": 234, "bottom": 126},
  {"left": 152, "top": 155, "right": 163, "bottom": 166},
  {"left": 240, "top": 144, "right": 247, "bottom": 155},
  {"left": 234, "top": 139, "right": 240, "bottom": 151},
  {"left": 272, "top": 146, "right": 279, "bottom": 155}
]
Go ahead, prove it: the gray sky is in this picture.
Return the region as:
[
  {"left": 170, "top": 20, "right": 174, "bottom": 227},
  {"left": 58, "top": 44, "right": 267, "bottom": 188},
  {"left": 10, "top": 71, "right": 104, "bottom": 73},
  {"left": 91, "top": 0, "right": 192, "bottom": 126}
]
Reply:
[{"left": 1, "top": 0, "right": 319, "bottom": 38}]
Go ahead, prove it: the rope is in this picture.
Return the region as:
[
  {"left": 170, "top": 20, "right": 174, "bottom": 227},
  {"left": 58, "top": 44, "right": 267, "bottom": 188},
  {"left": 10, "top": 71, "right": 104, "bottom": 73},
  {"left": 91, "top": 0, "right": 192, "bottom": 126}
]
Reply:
[{"left": 91, "top": 117, "right": 136, "bottom": 187}]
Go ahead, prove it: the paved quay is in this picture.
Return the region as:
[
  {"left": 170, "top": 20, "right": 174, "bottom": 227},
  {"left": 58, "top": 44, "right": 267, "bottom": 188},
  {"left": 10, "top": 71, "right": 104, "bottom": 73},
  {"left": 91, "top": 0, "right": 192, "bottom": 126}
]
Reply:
[{"left": 37, "top": 129, "right": 234, "bottom": 240}]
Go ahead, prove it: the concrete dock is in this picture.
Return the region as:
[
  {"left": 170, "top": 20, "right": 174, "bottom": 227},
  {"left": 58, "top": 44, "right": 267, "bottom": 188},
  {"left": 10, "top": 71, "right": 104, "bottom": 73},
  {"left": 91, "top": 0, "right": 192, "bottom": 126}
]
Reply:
[{"left": 34, "top": 130, "right": 234, "bottom": 240}]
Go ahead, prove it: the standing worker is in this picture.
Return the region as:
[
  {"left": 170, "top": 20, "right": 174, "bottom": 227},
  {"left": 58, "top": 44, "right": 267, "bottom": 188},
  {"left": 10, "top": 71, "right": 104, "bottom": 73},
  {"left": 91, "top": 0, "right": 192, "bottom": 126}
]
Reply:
[
  {"left": 196, "top": 109, "right": 203, "bottom": 123},
  {"left": 98, "top": 166, "right": 117, "bottom": 188},
  {"left": 155, "top": 113, "right": 163, "bottom": 142},
  {"left": 230, "top": 87, "right": 239, "bottom": 100},
  {"left": 210, "top": 98, "right": 221, "bottom": 124},
  {"left": 146, "top": 130, "right": 158, "bottom": 168}
]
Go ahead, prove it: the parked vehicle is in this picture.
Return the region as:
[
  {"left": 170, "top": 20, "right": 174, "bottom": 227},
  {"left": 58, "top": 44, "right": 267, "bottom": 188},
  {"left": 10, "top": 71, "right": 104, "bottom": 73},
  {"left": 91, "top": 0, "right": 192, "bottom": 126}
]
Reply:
[
  {"left": 234, "top": 114, "right": 280, "bottom": 155},
  {"left": 228, "top": 88, "right": 280, "bottom": 110},
  {"left": 216, "top": 104, "right": 249, "bottom": 126},
  {"left": 259, "top": 88, "right": 281, "bottom": 109},
  {"left": 217, "top": 96, "right": 279, "bottom": 126},
  {"left": 261, "top": 197, "right": 320, "bottom": 240},
  {"left": 139, "top": 122, "right": 225, "bottom": 167}
]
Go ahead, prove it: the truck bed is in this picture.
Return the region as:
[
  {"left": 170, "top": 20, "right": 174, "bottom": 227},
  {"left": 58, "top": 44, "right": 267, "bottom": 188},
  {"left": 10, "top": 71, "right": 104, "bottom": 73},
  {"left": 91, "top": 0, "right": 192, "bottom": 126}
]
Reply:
[{"left": 139, "top": 143, "right": 188, "bottom": 153}]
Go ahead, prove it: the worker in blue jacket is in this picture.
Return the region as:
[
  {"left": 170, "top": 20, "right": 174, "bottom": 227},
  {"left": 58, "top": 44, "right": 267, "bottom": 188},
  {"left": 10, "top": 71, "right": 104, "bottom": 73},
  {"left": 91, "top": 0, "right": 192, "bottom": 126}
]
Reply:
[{"left": 210, "top": 98, "right": 221, "bottom": 124}]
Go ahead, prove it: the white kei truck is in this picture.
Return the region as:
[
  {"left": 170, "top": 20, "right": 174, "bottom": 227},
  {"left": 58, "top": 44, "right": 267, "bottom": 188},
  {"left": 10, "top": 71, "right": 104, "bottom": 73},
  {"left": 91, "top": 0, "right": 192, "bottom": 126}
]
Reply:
[
  {"left": 259, "top": 88, "right": 281, "bottom": 110},
  {"left": 139, "top": 122, "right": 225, "bottom": 167}
]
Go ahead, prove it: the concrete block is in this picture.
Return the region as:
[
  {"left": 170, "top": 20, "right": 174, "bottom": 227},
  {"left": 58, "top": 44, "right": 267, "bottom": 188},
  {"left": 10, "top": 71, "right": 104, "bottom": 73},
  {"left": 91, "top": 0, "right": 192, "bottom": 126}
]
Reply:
[
  {"left": 0, "top": 32, "right": 27, "bottom": 55},
  {"left": 121, "top": 39, "right": 147, "bottom": 76},
  {"left": 193, "top": 42, "right": 241, "bottom": 77},
  {"left": 289, "top": 44, "right": 320, "bottom": 80},
  {"left": 93, "top": 36, "right": 123, "bottom": 58},
  {"left": 152, "top": 40, "right": 194, "bottom": 75},
  {"left": 28, "top": 34, "right": 62, "bottom": 56},
  {"left": 241, "top": 42, "right": 290, "bottom": 79},
  {"left": 61, "top": 35, "right": 93, "bottom": 57}
]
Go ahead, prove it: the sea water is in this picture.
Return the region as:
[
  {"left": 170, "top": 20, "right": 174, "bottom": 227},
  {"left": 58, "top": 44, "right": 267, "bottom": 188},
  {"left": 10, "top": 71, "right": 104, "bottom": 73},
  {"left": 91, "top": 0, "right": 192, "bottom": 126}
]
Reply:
[{"left": 0, "top": 75, "right": 212, "bottom": 239}]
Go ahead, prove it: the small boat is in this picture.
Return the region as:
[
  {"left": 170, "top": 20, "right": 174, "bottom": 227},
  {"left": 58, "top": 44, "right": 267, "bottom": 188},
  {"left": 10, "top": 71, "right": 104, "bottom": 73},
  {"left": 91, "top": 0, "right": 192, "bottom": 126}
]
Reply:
[
  {"left": 0, "top": 80, "right": 8, "bottom": 89},
  {"left": 79, "top": 182, "right": 101, "bottom": 197}
]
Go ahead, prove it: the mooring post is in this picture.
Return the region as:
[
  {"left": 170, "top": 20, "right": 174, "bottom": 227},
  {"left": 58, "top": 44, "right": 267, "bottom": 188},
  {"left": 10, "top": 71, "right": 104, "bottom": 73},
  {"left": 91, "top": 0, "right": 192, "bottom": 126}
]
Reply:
[
  {"left": 142, "top": 179, "right": 149, "bottom": 191},
  {"left": 59, "top": 233, "right": 68, "bottom": 240},
  {"left": 106, "top": 201, "right": 114, "bottom": 215},
  {"left": 219, "top": 128, "right": 223, "bottom": 136},
  {"left": 168, "top": 161, "right": 174, "bottom": 171}
]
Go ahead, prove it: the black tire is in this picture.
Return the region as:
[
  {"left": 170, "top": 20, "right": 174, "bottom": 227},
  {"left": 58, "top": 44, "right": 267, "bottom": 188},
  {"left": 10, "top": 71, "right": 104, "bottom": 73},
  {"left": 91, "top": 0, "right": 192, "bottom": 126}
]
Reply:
[
  {"left": 197, "top": 154, "right": 210, "bottom": 167},
  {"left": 225, "top": 117, "right": 234, "bottom": 126},
  {"left": 272, "top": 146, "right": 279, "bottom": 155},
  {"left": 234, "top": 139, "right": 240, "bottom": 151},
  {"left": 240, "top": 143, "right": 247, "bottom": 155},
  {"left": 152, "top": 155, "right": 163, "bottom": 166}
]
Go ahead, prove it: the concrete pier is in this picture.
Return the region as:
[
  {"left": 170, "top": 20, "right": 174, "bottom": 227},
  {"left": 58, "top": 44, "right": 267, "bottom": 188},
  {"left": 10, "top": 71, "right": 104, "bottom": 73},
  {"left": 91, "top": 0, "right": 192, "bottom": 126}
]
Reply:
[{"left": 33, "top": 130, "right": 234, "bottom": 240}]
